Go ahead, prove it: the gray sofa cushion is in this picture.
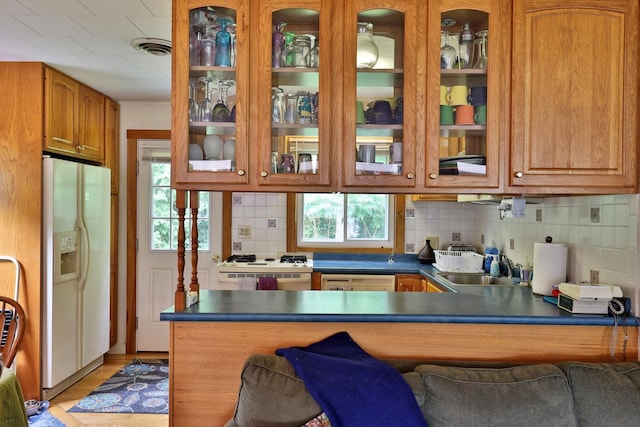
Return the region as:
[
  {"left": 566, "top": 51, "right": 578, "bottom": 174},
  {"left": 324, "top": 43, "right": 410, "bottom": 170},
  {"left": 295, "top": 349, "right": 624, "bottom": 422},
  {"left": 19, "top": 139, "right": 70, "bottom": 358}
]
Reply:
[
  {"left": 225, "top": 354, "right": 427, "bottom": 427},
  {"left": 227, "top": 354, "right": 321, "bottom": 427},
  {"left": 558, "top": 361, "right": 640, "bottom": 427},
  {"left": 415, "top": 363, "right": 578, "bottom": 427}
]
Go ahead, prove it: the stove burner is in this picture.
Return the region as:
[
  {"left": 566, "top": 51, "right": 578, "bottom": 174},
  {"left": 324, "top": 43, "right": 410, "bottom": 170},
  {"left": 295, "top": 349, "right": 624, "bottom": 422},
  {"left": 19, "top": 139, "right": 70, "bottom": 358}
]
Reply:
[
  {"left": 280, "top": 255, "right": 308, "bottom": 264},
  {"left": 227, "top": 254, "right": 256, "bottom": 263}
]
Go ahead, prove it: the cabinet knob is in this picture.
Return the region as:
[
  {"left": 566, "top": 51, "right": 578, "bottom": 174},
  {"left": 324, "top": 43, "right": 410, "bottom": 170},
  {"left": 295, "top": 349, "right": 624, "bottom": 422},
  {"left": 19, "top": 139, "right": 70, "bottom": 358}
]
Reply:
[
  {"left": 406, "top": 173, "right": 415, "bottom": 179},
  {"left": 514, "top": 171, "right": 523, "bottom": 178},
  {"left": 260, "top": 171, "right": 268, "bottom": 177},
  {"left": 429, "top": 173, "right": 437, "bottom": 179},
  {"left": 237, "top": 169, "right": 246, "bottom": 176}
]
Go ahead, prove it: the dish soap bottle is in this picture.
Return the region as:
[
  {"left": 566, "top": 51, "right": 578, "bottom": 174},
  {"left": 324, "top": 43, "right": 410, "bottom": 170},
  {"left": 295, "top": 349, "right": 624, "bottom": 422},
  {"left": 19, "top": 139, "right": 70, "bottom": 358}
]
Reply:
[
  {"left": 489, "top": 255, "right": 500, "bottom": 277},
  {"left": 484, "top": 239, "right": 498, "bottom": 273}
]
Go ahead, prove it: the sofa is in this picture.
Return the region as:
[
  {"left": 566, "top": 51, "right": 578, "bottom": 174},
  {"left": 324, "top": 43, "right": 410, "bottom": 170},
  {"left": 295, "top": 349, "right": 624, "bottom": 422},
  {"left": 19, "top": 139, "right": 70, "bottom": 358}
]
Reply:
[{"left": 224, "top": 354, "right": 640, "bottom": 427}]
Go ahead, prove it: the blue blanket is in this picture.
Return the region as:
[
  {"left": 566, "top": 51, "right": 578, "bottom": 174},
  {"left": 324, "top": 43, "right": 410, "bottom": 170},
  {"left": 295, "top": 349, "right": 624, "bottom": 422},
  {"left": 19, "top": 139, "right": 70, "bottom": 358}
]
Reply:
[{"left": 276, "top": 332, "right": 427, "bottom": 427}]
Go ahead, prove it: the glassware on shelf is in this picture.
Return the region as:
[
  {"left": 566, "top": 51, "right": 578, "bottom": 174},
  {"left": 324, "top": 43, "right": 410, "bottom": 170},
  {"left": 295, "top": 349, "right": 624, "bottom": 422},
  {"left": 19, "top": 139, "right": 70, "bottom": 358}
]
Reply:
[
  {"left": 440, "top": 18, "right": 457, "bottom": 69},
  {"left": 212, "top": 79, "right": 235, "bottom": 122},
  {"left": 284, "top": 93, "right": 298, "bottom": 124},
  {"left": 214, "top": 17, "right": 233, "bottom": 67},
  {"left": 457, "top": 22, "right": 473, "bottom": 69},
  {"left": 271, "top": 87, "right": 285, "bottom": 123},
  {"left": 272, "top": 21, "right": 286, "bottom": 68},
  {"left": 308, "top": 35, "right": 319, "bottom": 68},
  {"left": 188, "top": 79, "right": 199, "bottom": 122},
  {"left": 200, "top": 24, "right": 217, "bottom": 66},
  {"left": 282, "top": 35, "right": 312, "bottom": 68},
  {"left": 473, "top": 30, "right": 488, "bottom": 69},
  {"left": 356, "top": 22, "right": 378, "bottom": 68},
  {"left": 198, "top": 77, "right": 215, "bottom": 122}
]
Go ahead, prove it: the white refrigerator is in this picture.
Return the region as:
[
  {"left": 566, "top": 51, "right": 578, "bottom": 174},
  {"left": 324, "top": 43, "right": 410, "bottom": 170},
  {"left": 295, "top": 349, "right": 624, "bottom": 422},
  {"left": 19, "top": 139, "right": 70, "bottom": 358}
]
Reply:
[{"left": 42, "top": 157, "right": 111, "bottom": 395}]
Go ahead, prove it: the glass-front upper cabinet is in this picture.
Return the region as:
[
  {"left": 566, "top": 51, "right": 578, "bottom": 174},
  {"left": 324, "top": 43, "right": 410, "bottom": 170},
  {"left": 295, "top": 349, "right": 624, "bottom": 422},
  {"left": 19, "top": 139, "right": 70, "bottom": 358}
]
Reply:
[
  {"left": 342, "top": 0, "right": 423, "bottom": 188},
  {"left": 425, "top": 0, "right": 503, "bottom": 190},
  {"left": 252, "top": 0, "right": 332, "bottom": 189},
  {"left": 172, "top": 0, "right": 249, "bottom": 189}
]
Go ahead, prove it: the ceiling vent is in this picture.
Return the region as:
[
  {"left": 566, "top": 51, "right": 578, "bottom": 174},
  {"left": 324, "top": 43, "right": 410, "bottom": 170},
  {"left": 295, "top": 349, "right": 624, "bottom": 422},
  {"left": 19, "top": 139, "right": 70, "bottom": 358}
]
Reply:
[{"left": 131, "top": 38, "right": 172, "bottom": 56}]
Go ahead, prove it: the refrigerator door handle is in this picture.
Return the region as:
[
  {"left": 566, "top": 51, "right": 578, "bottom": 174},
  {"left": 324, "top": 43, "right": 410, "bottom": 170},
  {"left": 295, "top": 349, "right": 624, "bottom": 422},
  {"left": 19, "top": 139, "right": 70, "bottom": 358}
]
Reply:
[{"left": 77, "top": 216, "right": 90, "bottom": 292}]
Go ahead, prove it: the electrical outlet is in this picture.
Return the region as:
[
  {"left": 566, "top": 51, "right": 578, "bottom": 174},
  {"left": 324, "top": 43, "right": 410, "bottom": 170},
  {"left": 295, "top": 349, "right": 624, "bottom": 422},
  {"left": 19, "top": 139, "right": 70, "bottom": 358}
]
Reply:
[
  {"left": 427, "top": 236, "right": 439, "bottom": 250},
  {"left": 452, "top": 232, "right": 461, "bottom": 242},
  {"left": 590, "top": 207, "right": 600, "bottom": 224},
  {"left": 590, "top": 270, "right": 599, "bottom": 284},
  {"left": 509, "top": 238, "right": 515, "bottom": 250},
  {"left": 536, "top": 209, "right": 542, "bottom": 222},
  {"left": 232, "top": 195, "right": 243, "bottom": 205},
  {"left": 481, "top": 234, "right": 485, "bottom": 244},
  {"left": 238, "top": 225, "right": 252, "bottom": 239},
  {"left": 405, "top": 243, "right": 415, "bottom": 253},
  {"left": 233, "top": 242, "right": 242, "bottom": 251},
  {"left": 267, "top": 219, "right": 277, "bottom": 228},
  {"left": 405, "top": 208, "right": 415, "bottom": 218}
]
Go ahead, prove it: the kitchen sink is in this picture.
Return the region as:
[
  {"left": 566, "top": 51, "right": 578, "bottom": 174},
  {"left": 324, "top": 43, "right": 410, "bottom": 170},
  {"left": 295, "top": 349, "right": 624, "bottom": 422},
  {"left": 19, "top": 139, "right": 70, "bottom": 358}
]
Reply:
[{"left": 435, "top": 272, "right": 516, "bottom": 286}]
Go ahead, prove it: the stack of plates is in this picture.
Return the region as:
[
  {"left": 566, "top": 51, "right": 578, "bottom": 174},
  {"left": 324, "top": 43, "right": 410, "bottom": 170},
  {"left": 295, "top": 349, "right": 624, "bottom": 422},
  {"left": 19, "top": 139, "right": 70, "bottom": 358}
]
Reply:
[{"left": 439, "top": 155, "right": 485, "bottom": 175}]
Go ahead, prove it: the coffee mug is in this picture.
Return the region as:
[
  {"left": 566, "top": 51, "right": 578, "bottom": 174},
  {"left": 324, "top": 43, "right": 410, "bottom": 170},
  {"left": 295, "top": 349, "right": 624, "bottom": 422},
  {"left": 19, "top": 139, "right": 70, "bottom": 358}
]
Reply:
[
  {"left": 468, "top": 85, "right": 487, "bottom": 106},
  {"left": 440, "top": 105, "right": 454, "bottom": 125},
  {"left": 474, "top": 105, "right": 487, "bottom": 125},
  {"left": 439, "top": 86, "right": 449, "bottom": 105},
  {"left": 389, "top": 142, "right": 403, "bottom": 163},
  {"left": 372, "top": 100, "right": 392, "bottom": 124},
  {"left": 358, "top": 144, "right": 376, "bottom": 163},
  {"left": 447, "top": 85, "right": 468, "bottom": 106},
  {"left": 455, "top": 105, "right": 474, "bottom": 125},
  {"left": 356, "top": 101, "right": 366, "bottom": 124}
]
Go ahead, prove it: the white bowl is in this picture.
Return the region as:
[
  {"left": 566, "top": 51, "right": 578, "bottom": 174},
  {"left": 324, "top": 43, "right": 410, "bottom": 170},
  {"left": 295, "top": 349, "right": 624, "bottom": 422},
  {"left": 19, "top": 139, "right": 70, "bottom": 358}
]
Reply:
[
  {"left": 222, "top": 138, "right": 236, "bottom": 161},
  {"left": 203, "top": 135, "right": 223, "bottom": 160},
  {"left": 188, "top": 143, "right": 204, "bottom": 160}
]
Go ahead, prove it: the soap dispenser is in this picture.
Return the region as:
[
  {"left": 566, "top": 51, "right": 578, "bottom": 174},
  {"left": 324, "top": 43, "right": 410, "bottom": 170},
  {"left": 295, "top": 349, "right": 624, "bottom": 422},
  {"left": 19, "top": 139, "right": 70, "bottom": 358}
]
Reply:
[{"left": 489, "top": 255, "right": 500, "bottom": 277}]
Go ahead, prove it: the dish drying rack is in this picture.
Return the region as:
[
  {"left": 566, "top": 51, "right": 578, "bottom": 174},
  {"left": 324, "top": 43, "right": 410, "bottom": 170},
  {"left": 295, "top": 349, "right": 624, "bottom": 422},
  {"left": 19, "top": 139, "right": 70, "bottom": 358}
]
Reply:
[{"left": 433, "top": 250, "right": 484, "bottom": 273}]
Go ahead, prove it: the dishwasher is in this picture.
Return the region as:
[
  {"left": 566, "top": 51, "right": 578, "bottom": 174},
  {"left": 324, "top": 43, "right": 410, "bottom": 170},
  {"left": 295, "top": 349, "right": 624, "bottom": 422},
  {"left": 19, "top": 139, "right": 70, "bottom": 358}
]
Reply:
[{"left": 320, "top": 274, "right": 396, "bottom": 291}]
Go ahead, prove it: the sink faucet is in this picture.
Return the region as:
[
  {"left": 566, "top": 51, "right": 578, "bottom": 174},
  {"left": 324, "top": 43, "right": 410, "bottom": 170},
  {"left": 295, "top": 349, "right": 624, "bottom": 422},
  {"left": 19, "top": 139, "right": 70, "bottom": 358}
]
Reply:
[{"left": 500, "top": 254, "right": 515, "bottom": 278}]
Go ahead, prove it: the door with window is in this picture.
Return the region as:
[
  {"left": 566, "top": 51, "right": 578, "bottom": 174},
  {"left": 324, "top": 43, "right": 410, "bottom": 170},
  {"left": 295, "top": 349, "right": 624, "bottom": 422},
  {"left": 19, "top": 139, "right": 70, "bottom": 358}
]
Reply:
[{"left": 137, "top": 140, "right": 219, "bottom": 351}]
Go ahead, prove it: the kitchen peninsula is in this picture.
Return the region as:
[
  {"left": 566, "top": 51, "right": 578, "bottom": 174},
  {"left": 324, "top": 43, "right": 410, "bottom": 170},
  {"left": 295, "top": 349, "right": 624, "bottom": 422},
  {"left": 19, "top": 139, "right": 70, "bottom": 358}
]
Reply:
[{"left": 161, "top": 277, "right": 639, "bottom": 426}]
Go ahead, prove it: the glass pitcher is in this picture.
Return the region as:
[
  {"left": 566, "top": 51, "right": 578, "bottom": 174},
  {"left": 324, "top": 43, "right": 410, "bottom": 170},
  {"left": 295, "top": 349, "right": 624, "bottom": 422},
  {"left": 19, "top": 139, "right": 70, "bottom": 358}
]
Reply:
[
  {"left": 282, "top": 35, "right": 311, "bottom": 68},
  {"left": 356, "top": 22, "right": 378, "bottom": 68}
]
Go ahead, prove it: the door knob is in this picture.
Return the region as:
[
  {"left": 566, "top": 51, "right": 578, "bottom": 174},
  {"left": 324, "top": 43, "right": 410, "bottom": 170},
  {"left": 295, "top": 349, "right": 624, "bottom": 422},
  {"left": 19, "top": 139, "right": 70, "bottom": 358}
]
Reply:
[
  {"left": 260, "top": 171, "right": 268, "bottom": 177},
  {"left": 514, "top": 171, "right": 523, "bottom": 178},
  {"left": 237, "top": 169, "right": 246, "bottom": 176},
  {"left": 406, "top": 173, "right": 415, "bottom": 179},
  {"left": 429, "top": 173, "right": 437, "bottom": 179}
]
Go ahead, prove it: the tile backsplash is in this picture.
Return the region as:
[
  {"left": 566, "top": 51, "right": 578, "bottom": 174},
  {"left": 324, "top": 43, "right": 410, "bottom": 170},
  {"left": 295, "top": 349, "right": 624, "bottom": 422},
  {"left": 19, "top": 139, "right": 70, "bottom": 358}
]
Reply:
[
  {"left": 406, "top": 194, "right": 639, "bottom": 312},
  {"left": 233, "top": 192, "right": 639, "bottom": 312}
]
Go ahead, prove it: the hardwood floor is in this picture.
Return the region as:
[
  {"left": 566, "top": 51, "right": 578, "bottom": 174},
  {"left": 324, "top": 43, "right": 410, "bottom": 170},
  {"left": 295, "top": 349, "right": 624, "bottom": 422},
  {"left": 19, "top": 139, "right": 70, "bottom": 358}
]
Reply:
[{"left": 48, "top": 353, "right": 168, "bottom": 426}]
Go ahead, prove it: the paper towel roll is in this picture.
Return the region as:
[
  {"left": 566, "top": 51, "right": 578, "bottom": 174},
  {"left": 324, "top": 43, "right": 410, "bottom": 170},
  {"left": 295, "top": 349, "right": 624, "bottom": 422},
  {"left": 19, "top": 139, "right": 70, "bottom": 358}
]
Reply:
[{"left": 531, "top": 242, "right": 568, "bottom": 295}]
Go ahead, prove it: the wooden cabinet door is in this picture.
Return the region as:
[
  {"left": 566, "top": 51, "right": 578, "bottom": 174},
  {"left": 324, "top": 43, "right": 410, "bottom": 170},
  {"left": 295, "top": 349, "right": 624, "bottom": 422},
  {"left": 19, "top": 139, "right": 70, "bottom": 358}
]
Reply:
[
  {"left": 251, "top": 0, "right": 334, "bottom": 191},
  {"left": 78, "top": 84, "right": 105, "bottom": 162},
  {"left": 172, "top": 0, "right": 251, "bottom": 190},
  {"left": 104, "top": 97, "right": 120, "bottom": 194},
  {"left": 426, "top": 279, "right": 446, "bottom": 292},
  {"left": 510, "top": 0, "right": 638, "bottom": 193},
  {"left": 424, "top": 0, "right": 506, "bottom": 190},
  {"left": 396, "top": 274, "right": 426, "bottom": 291},
  {"left": 342, "top": 0, "right": 423, "bottom": 189},
  {"left": 45, "top": 67, "right": 79, "bottom": 154}
]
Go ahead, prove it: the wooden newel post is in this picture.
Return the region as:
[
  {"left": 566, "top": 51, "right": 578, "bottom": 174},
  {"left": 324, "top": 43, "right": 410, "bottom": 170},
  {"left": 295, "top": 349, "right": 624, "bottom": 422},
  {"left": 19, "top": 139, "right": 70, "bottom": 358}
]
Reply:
[
  {"left": 190, "top": 190, "right": 200, "bottom": 298},
  {"left": 175, "top": 189, "right": 187, "bottom": 311}
]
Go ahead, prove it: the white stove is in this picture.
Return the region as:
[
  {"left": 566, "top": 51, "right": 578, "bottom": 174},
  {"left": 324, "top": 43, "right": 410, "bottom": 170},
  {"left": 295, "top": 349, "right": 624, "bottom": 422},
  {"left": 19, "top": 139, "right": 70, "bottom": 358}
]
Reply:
[{"left": 216, "top": 254, "right": 313, "bottom": 290}]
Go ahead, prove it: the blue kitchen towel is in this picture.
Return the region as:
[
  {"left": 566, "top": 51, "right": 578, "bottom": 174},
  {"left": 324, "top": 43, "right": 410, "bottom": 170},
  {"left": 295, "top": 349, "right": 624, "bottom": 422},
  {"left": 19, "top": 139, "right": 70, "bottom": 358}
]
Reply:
[{"left": 276, "top": 332, "right": 427, "bottom": 427}]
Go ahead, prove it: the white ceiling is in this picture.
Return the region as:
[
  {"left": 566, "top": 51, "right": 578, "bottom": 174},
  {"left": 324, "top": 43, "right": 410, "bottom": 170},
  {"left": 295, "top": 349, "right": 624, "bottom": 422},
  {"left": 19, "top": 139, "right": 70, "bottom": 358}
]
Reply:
[{"left": 0, "top": 0, "right": 172, "bottom": 101}]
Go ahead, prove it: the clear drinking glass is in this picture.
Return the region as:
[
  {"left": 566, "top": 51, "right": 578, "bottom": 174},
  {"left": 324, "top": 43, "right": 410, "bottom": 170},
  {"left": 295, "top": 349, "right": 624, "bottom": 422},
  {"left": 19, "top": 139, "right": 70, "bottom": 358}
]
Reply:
[
  {"left": 198, "top": 77, "right": 215, "bottom": 122},
  {"left": 440, "top": 19, "right": 457, "bottom": 69},
  {"left": 473, "top": 30, "right": 489, "bottom": 69},
  {"left": 188, "top": 79, "right": 199, "bottom": 122}
]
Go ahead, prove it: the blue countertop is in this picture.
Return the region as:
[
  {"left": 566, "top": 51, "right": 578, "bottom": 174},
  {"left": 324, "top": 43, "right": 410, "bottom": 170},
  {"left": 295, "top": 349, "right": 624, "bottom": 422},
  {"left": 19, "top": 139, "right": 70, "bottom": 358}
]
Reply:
[
  {"left": 161, "top": 288, "right": 635, "bottom": 327},
  {"left": 312, "top": 252, "right": 427, "bottom": 274},
  {"left": 161, "top": 252, "right": 638, "bottom": 327}
]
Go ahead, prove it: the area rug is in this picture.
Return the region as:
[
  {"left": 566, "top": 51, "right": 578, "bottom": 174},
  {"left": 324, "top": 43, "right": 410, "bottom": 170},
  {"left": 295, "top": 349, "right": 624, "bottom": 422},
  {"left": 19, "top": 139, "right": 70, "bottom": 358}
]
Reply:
[
  {"left": 68, "top": 358, "right": 168, "bottom": 414},
  {"left": 29, "top": 410, "right": 66, "bottom": 427}
]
